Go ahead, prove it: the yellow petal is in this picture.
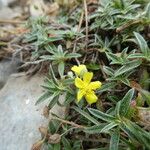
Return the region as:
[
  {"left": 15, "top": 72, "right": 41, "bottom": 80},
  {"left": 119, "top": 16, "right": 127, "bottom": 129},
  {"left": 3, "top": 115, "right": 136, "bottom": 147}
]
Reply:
[
  {"left": 75, "top": 77, "right": 84, "bottom": 88},
  {"left": 83, "top": 72, "right": 93, "bottom": 84},
  {"left": 88, "top": 81, "right": 102, "bottom": 90},
  {"left": 71, "top": 65, "right": 87, "bottom": 75},
  {"left": 85, "top": 91, "right": 98, "bottom": 104},
  {"left": 71, "top": 66, "right": 80, "bottom": 74},
  {"left": 77, "top": 90, "right": 85, "bottom": 102},
  {"left": 78, "top": 65, "right": 87, "bottom": 71}
]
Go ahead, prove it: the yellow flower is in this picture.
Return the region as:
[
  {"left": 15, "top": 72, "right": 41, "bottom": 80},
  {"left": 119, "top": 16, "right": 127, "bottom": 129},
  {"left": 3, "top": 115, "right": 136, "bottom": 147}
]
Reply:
[
  {"left": 75, "top": 72, "right": 102, "bottom": 104},
  {"left": 71, "top": 65, "right": 87, "bottom": 76}
]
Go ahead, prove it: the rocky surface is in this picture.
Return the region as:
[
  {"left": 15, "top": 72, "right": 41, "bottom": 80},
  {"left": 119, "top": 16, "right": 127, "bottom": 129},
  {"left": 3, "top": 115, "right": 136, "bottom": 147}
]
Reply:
[
  {"left": 0, "top": 74, "right": 48, "bottom": 150},
  {"left": 0, "top": 0, "right": 16, "bottom": 7},
  {"left": 0, "top": 58, "right": 21, "bottom": 89},
  {"left": 0, "top": 57, "right": 66, "bottom": 150}
]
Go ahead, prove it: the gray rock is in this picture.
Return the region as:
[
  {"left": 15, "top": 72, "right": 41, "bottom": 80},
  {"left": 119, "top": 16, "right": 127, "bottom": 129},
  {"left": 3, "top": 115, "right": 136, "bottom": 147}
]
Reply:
[
  {"left": 0, "top": 75, "right": 47, "bottom": 150},
  {"left": 0, "top": 6, "right": 22, "bottom": 19},
  {"left": 0, "top": 74, "right": 66, "bottom": 150},
  {"left": 0, "top": 0, "right": 16, "bottom": 7},
  {"left": 0, "top": 58, "right": 21, "bottom": 89}
]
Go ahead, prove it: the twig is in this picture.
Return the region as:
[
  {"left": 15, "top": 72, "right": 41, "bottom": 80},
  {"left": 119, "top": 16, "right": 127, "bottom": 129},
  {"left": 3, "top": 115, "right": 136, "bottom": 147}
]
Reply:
[
  {"left": 116, "top": 20, "right": 142, "bottom": 33},
  {"left": 77, "top": 11, "right": 84, "bottom": 32},
  {"left": 73, "top": 11, "right": 84, "bottom": 53},
  {"left": 83, "top": 0, "right": 88, "bottom": 51},
  {"left": 98, "top": 60, "right": 107, "bottom": 79},
  {"left": 74, "top": 135, "right": 109, "bottom": 143},
  {"left": 72, "top": 10, "right": 84, "bottom": 65},
  {"left": 51, "top": 116, "right": 85, "bottom": 129},
  {"left": 0, "top": 19, "right": 24, "bottom": 24},
  {"left": 60, "top": 127, "right": 77, "bottom": 137}
]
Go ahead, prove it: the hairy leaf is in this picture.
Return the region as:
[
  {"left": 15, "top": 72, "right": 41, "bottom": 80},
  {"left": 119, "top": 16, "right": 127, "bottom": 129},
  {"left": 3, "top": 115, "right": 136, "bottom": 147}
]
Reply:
[{"left": 88, "top": 108, "right": 116, "bottom": 122}]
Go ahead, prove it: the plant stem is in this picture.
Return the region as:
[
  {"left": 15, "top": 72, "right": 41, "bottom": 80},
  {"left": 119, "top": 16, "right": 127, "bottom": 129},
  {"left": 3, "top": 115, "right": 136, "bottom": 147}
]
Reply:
[
  {"left": 116, "top": 20, "right": 142, "bottom": 33},
  {"left": 51, "top": 116, "right": 85, "bottom": 129},
  {"left": 83, "top": 0, "right": 88, "bottom": 51}
]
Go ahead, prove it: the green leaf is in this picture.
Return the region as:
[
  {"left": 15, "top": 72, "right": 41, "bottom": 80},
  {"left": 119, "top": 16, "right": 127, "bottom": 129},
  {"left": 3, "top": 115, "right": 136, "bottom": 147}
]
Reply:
[
  {"left": 66, "top": 53, "right": 81, "bottom": 58},
  {"left": 120, "top": 122, "right": 139, "bottom": 143},
  {"left": 48, "top": 93, "right": 60, "bottom": 109},
  {"left": 57, "top": 45, "right": 64, "bottom": 54},
  {"left": 40, "top": 55, "right": 56, "bottom": 60},
  {"left": 140, "top": 90, "right": 150, "bottom": 106},
  {"left": 72, "top": 140, "right": 81, "bottom": 150},
  {"left": 62, "top": 137, "right": 72, "bottom": 150},
  {"left": 103, "top": 66, "right": 114, "bottom": 76},
  {"left": 44, "top": 77, "right": 56, "bottom": 89},
  {"left": 120, "top": 136, "right": 136, "bottom": 150},
  {"left": 84, "top": 123, "right": 108, "bottom": 134},
  {"left": 36, "top": 91, "right": 50, "bottom": 105},
  {"left": 121, "top": 119, "right": 150, "bottom": 149},
  {"left": 119, "top": 89, "right": 134, "bottom": 117},
  {"left": 127, "top": 53, "right": 145, "bottom": 59},
  {"left": 49, "top": 65, "right": 58, "bottom": 84},
  {"left": 48, "top": 120, "right": 60, "bottom": 134},
  {"left": 115, "top": 101, "right": 121, "bottom": 118},
  {"left": 73, "top": 106, "right": 100, "bottom": 125},
  {"left": 87, "top": 63, "right": 101, "bottom": 70},
  {"left": 120, "top": 78, "right": 130, "bottom": 86},
  {"left": 145, "top": 2, "right": 150, "bottom": 18},
  {"left": 109, "top": 128, "right": 120, "bottom": 150},
  {"left": 101, "top": 122, "right": 118, "bottom": 133},
  {"left": 64, "top": 93, "right": 74, "bottom": 106},
  {"left": 129, "top": 119, "right": 150, "bottom": 140},
  {"left": 106, "top": 16, "right": 114, "bottom": 25},
  {"left": 53, "top": 143, "right": 61, "bottom": 150},
  {"left": 47, "top": 37, "right": 63, "bottom": 42},
  {"left": 87, "top": 148, "right": 108, "bottom": 150},
  {"left": 45, "top": 44, "right": 55, "bottom": 54},
  {"left": 63, "top": 78, "right": 74, "bottom": 86},
  {"left": 134, "top": 32, "right": 149, "bottom": 57},
  {"left": 106, "top": 52, "right": 121, "bottom": 64},
  {"left": 97, "top": 82, "right": 117, "bottom": 93},
  {"left": 115, "top": 60, "right": 141, "bottom": 77},
  {"left": 58, "top": 61, "right": 65, "bottom": 78},
  {"left": 88, "top": 108, "right": 116, "bottom": 122}
]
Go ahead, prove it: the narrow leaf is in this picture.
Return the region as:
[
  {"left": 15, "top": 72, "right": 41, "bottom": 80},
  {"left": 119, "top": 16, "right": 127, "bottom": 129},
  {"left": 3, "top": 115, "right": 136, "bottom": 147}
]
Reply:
[
  {"left": 62, "top": 137, "right": 72, "bottom": 150},
  {"left": 127, "top": 53, "right": 145, "bottom": 59},
  {"left": 73, "top": 106, "right": 100, "bottom": 125},
  {"left": 84, "top": 123, "right": 108, "bottom": 134},
  {"left": 140, "top": 90, "right": 150, "bottom": 106},
  {"left": 88, "top": 108, "right": 116, "bottom": 122},
  {"left": 48, "top": 94, "right": 59, "bottom": 109},
  {"left": 134, "top": 32, "right": 149, "bottom": 56},
  {"left": 53, "top": 143, "right": 61, "bottom": 150},
  {"left": 106, "top": 52, "right": 121, "bottom": 64},
  {"left": 66, "top": 53, "right": 81, "bottom": 58},
  {"left": 115, "top": 60, "right": 141, "bottom": 77},
  {"left": 103, "top": 66, "right": 114, "bottom": 76},
  {"left": 36, "top": 91, "right": 50, "bottom": 105},
  {"left": 97, "top": 82, "right": 117, "bottom": 93},
  {"left": 101, "top": 122, "right": 118, "bottom": 133},
  {"left": 58, "top": 61, "right": 65, "bottom": 78},
  {"left": 119, "top": 89, "right": 134, "bottom": 116},
  {"left": 109, "top": 128, "right": 120, "bottom": 150}
]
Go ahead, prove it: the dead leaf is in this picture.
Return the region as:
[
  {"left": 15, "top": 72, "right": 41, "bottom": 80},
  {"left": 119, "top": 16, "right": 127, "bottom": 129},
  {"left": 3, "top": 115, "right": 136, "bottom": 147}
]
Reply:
[
  {"left": 130, "top": 81, "right": 142, "bottom": 91},
  {"left": 39, "top": 126, "right": 48, "bottom": 138},
  {"left": 46, "top": 2, "right": 59, "bottom": 16},
  {"left": 43, "top": 105, "right": 49, "bottom": 118},
  {"left": 137, "top": 107, "right": 150, "bottom": 130},
  {"left": 29, "top": 0, "right": 59, "bottom": 18},
  {"left": 48, "top": 134, "right": 61, "bottom": 144},
  {"left": 31, "top": 140, "right": 43, "bottom": 150},
  {"left": 29, "top": 0, "right": 47, "bottom": 17}
]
